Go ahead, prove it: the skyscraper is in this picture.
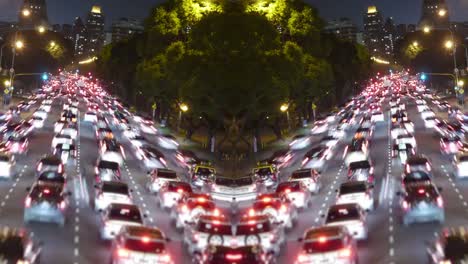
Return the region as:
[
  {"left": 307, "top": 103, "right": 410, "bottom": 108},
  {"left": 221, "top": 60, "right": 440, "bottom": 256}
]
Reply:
[
  {"left": 85, "top": 6, "right": 105, "bottom": 56},
  {"left": 19, "top": 0, "right": 48, "bottom": 29},
  {"left": 383, "top": 18, "right": 395, "bottom": 58},
  {"left": 324, "top": 18, "right": 358, "bottom": 42},
  {"left": 72, "top": 17, "right": 87, "bottom": 57},
  {"left": 111, "top": 18, "right": 144, "bottom": 43},
  {"left": 363, "top": 6, "right": 385, "bottom": 57},
  {"left": 419, "top": 0, "right": 449, "bottom": 29}
]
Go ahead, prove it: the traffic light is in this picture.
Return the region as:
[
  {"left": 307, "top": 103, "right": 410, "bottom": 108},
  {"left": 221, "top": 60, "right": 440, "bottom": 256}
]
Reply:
[
  {"left": 420, "top": 73, "right": 427, "bottom": 81},
  {"left": 41, "top": 73, "right": 48, "bottom": 81}
]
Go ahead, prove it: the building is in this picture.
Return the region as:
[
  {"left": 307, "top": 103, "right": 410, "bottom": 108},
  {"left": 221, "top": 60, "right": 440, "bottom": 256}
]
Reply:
[
  {"left": 383, "top": 18, "right": 395, "bottom": 58},
  {"left": 103, "top": 32, "right": 112, "bottom": 46},
  {"left": 111, "top": 18, "right": 144, "bottom": 43},
  {"left": 356, "top": 32, "right": 365, "bottom": 45},
  {"left": 0, "top": 22, "right": 16, "bottom": 38},
  {"left": 52, "top": 24, "right": 61, "bottom": 33},
  {"left": 72, "top": 17, "right": 87, "bottom": 57},
  {"left": 451, "top": 22, "right": 468, "bottom": 41},
  {"left": 62, "top": 24, "right": 73, "bottom": 41},
  {"left": 419, "top": 0, "right": 449, "bottom": 29},
  {"left": 324, "top": 18, "right": 358, "bottom": 42},
  {"left": 19, "top": 0, "right": 48, "bottom": 29},
  {"left": 407, "top": 24, "right": 417, "bottom": 32},
  {"left": 363, "top": 6, "right": 385, "bottom": 57},
  {"left": 84, "top": 5, "right": 105, "bottom": 56},
  {"left": 395, "top": 24, "right": 408, "bottom": 41}
]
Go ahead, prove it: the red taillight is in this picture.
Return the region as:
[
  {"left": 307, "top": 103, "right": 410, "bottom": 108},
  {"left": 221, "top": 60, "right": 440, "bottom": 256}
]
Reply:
[
  {"left": 177, "top": 188, "right": 184, "bottom": 194},
  {"left": 37, "top": 162, "right": 43, "bottom": 172},
  {"left": 437, "top": 197, "right": 444, "bottom": 207},
  {"left": 181, "top": 205, "right": 188, "bottom": 212},
  {"left": 59, "top": 201, "right": 66, "bottom": 210},
  {"left": 24, "top": 197, "right": 31, "bottom": 207},
  {"left": 297, "top": 254, "right": 308, "bottom": 262},
  {"left": 402, "top": 200, "right": 409, "bottom": 210},
  {"left": 43, "top": 189, "right": 50, "bottom": 194},
  {"left": 280, "top": 204, "right": 287, "bottom": 213},
  {"left": 248, "top": 208, "right": 255, "bottom": 217},
  {"left": 141, "top": 236, "right": 150, "bottom": 243},
  {"left": 301, "top": 157, "right": 309, "bottom": 166},
  {"left": 226, "top": 254, "right": 242, "bottom": 261},
  {"left": 160, "top": 254, "right": 171, "bottom": 262},
  {"left": 117, "top": 248, "right": 130, "bottom": 258},
  {"left": 405, "top": 164, "right": 410, "bottom": 174},
  {"left": 95, "top": 167, "right": 99, "bottom": 174},
  {"left": 318, "top": 236, "right": 327, "bottom": 243}
]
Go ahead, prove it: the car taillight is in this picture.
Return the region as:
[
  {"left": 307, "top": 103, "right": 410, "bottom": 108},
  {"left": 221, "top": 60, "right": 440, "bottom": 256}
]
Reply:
[
  {"left": 191, "top": 232, "right": 199, "bottom": 242},
  {"left": 16, "top": 260, "right": 30, "bottom": 264},
  {"left": 426, "top": 162, "right": 431, "bottom": 172},
  {"left": 369, "top": 167, "right": 374, "bottom": 174},
  {"left": 160, "top": 158, "right": 167, "bottom": 166},
  {"left": 301, "top": 157, "right": 309, "bottom": 166},
  {"left": 160, "top": 254, "right": 171, "bottom": 263},
  {"left": 58, "top": 164, "right": 63, "bottom": 174},
  {"left": 437, "top": 197, "right": 444, "bottom": 207},
  {"left": 95, "top": 167, "right": 99, "bottom": 174},
  {"left": 59, "top": 201, "right": 66, "bottom": 210},
  {"left": 405, "top": 164, "right": 410, "bottom": 174},
  {"left": 297, "top": 254, "right": 308, "bottom": 263},
  {"left": 338, "top": 247, "right": 352, "bottom": 258},
  {"left": 24, "top": 197, "right": 31, "bottom": 207},
  {"left": 402, "top": 200, "right": 409, "bottom": 210},
  {"left": 37, "top": 162, "right": 43, "bottom": 172},
  {"left": 180, "top": 205, "right": 188, "bottom": 212},
  {"left": 280, "top": 204, "right": 287, "bottom": 213},
  {"left": 117, "top": 247, "right": 130, "bottom": 258},
  {"left": 226, "top": 253, "right": 242, "bottom": 261}
]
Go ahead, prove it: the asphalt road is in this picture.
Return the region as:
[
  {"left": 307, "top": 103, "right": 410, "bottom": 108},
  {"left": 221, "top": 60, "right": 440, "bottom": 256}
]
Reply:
[{"left": 1, "top": 91, "right": 467, "bottom": 264}]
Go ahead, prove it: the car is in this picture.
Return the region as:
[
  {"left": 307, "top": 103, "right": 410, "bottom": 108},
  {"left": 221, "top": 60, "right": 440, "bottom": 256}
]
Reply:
[
  {"left": 36, "top": 155, "right": 64, "bottom": 176},
  {"left": 397, "top": 182, "right": 444, "bottom": 226},
  {"left": 5, "top": 135, "right": 28, "bottom": 155},
  {"left": 135, "top": 145, "right": 167, "bottom": 170},
  {"left": 295, "top": 226, "right": 358, "bottom": 264},
  {"left": 110, "top": 226, "right": 173, "bottom": 264},
  {"left": 210, "top": 176, "right": 257, "bottom": 202},
  {"left": 158, "top": 181, "right": 193, "bottom": 209},
  {"left": 329, "top": 127, "right": 346, "bottom": 139},
  {"left": 371, "top": 111, "right": 384, "bottom": 122},
  {"left": 275, "top": 181, "right": 311, "bottom": 209},
  {"left": 53, "top": 143, "right": 77, "bottom": 165},
  {"left": 99, "top": 138, "right": 125, "bottom": 165},
  {"left": 59, "top": 124, "right": 78, "bottom": 140},
  {"left": 40, "top": 102, "right": 51, "bottom": 112},
  {"left": 427, "top": 226, "right": 468, "bottom": 263},
  {"left": 83, "top": 111, "right": 97, "bottom": 123},
  {"left": 30, "top": 116, "right": 45, "bottom": 129},
  {"left": 96, "top": 127, "right": 114, "bottom": 141},
  {"left": 402, "top": 120, "right": 415, "bottom": 133},
  {"left": 301, "top": 146, "right": 331, "bottom": 172},
  {"left": 347, "top": 160, "right": 374, "bottom": 184},
  {"left": 147, "top": 168, "right": 180, "bottom": 193},
  {"left": 171, "top": 196, "right": 218, "bottom": 229},
  {"left": 139, "top": 119, "right": 158, "bottom": 134},
  {"left": 391, "top": 111, "right": 408, "bottom": 123},
  {"left": 54, "top": 120, "right": 67, "bottom": 133},
  {"left": 0, "top": 152, "right": 15, "bottom": 179},
  {"left": 249, "top": 193, "right": 298, "bottom": 229},
  {"left": 289, "top": 134, "right": 312, "bottom": 150},
  {"left": 1, "top": 122, "right": 22, "bottom": 139},
  {"left": 33, "top": 110, "right": 47, "bottom": 120},
  {"left": 24, "top": 182, "right": 70, "bottom": 226},
  {"left": 51, "top": 134, "right": 73, "bottom": 149},
  {"left": 0, "top": 226, "right": 42, "bottom": 264},
  {"left": 157, "top": 134, "right": 179, "bottom": 149},
  {"left": 265, "top": 148, "right": 294, "bottom": 169},
  {"left": 336, "top": 181, "right": 375, "bottom": 211},
  {"left": 253, "top": 163, "right": 279, "bottom": 189},
  {"left": 191, "top": 163, "right": 216, "bottom": 189},
  {"left": 392, "top": 143, "right": 415, "bottom": 165},
  {"left": 446, "top": 122, "right": 465, "bottom": 140},
  {"left": 453, "top": 153, "right": 468, "bottom": 179},
  {"left": 288, "top": 168, "right": 321, "bottom": 194},
  {"left": 17, "top": 120, "right": 34, "bottom": 136},
  {"left": 395, "top": 133, "right": 417, "bottom": 149},
  {"left": 100, "top": 203, "right": 144, "bottom": 240},
  {"left": 94, "top": 181, "right": 133, "bottom": 212},
  {"left": 343, "top": 139, "right": 369, "bottom": 166},
  {"left": 311, "top": 120, "right": 328, "bottom": 135},
  {"left": 183, "top": 215, "right": 234, "bottom": 255},
  {"left": 424, "top": 116, "right": 436, "bottom": 129},
  {"left": 37, "top": 171, "right": 66, "bottom": 186},
  {"left": 122, "top": 126, "right": 141, "bottom": 140},
  {"left": 324, "top": 203, "right": 368, "bottom": 240},
  {"left": 197, "top": 245, "right": 273, "bottom": 264},
  {"left": 354, "top": 126, "right": 373, "bottom": 139},
  {"left": 128, "top": 134, "right": 147, "bottom": 148},
  {"left": 95, "top": 160, "right": 121, "bottom": 182},
  {"left": 416, "top": 100, "right": 428, "bottom": 112},
  {"left": 405, "top": 155, "right": 432, "bottom": 174},
  {"left": 421, "top": 109, "right": 435, "bottom": 120},
  {"left": 390, "top": 125, "right": 407, "bottom": 140},
  {"left": 60, "top": 110, "right": 77, "bottom": 123},
  {"left": 320, "top": 135, "right": 339, "bottom": 149},
  {"left": 440, "top": 136, "right": 462, "bottom": 155},
  {"left": 68, "top": 106, "right": 79, "bottom": 115}
]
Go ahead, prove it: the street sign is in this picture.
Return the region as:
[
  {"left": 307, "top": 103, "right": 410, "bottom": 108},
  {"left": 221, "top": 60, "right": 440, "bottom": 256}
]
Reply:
[
  {"left": 152, "top": 103, "right": 157, "bottom": 110},
  {"left": 3, "top": 89, "right": 9, "bottom": 94}
]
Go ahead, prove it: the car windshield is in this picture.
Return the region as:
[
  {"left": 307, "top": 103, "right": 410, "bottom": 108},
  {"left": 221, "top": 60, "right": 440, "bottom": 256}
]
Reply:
[
  {"left": 99, "top": 161, "right": 119, "bottom": 171},
  {"left": 404, "top": 172, "right": 431, "bottom": 183},
  {"left": 349, "top": 161, "right": 370, "bottom": 170},
  {"left": 38, "top": 172, "right": 64, "bottom": 183},
  {"left": 255, "top": 167, "right": 272, "bottom": 175},
  {"left": 0, "top": 155, "right": 9, "bottom": 162},
  {"left": 290, "top": 170, "right": 313, "bottom": 179},
  {"left": 306, "top": 148, "right": 324, "bottom": 158},
  {"left": 123, "top": 238, "right": 165, "bottom": 253},
  {"left": 339, "top": 183, "right": 367, "bottom": 195},
  {"left": 326, "top": 206, "right": 360, "bottom": 223},
  {"left": 102, "top": 183, "right": 129, "bottom": 195},
  {"left": 303, "top": 238, "right": 344, "bottom": 253},
  {"left": 196, "top": 167, "right": 214, "bottom": 176},
  {"left": 108, "top": 207, "right": 142, "bottom": 223}
]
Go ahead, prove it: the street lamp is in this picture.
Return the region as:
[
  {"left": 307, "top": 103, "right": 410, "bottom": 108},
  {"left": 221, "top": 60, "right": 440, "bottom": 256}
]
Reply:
[
  {"left": 412, "top": 41, "right": 419, "bottom": 47},
  {"left": 458, "top": 80, "right": 465, "bottom": 87},
  {"left": 15, "top": 40, "right": 24, "bottom": 49},
  {"left": 438, "top": 9, "right": 447, "bottom": 17},
  {"left": 280, "top": 103, "right": 290, "bottom": 129},
  {"left": 37, "top": 26, "right": 45, "bottom": 34},
  {"left": 49, "top": 41, "right": 56, "bottom": 47},
  {"left": 3, "top": 80, "right": 10, "bottom": 87},
  {"left": 22, "top": 9, "right": 30, "bottom": 17},
  {"left": 445, "top": 40, "right": 454, "bottom": 49},
  {"left": 177, "top": 103, "right": 189, "bottom": 130},
  {"left": 423, "top": 26, "right": 431, "bottom": 33}
]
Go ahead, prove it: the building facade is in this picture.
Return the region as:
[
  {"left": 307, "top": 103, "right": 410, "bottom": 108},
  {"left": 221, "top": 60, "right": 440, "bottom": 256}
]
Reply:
[
  {"left": 419, "top": 0, "right": 449, "bottom": 29},
  {"left": 383, "top": 18, "right": 396, "bottom": 58},
  {"left": 324, "top": 18, "right": 358, "bottom": 42},
  {"left": 111, "top": 18, "right": 144, "bottom": 43},
  {"left": 72, "top": 17, "right": 87, "bottom": 57},
  {"left": 363, "top": 6, "right": 385, "bottom": 57},
  {"left": 84, "top": 6, "right": 105, "bottom": 56},
  {"left": 19, "top": 0, "right": 48, "bottom": 29}
]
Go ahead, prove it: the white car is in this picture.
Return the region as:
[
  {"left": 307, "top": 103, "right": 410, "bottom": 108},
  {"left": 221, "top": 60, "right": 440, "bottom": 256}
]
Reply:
[
  {"left": 157, "top": 135, "right": 179, "bottom": 150},
  {"left": 424, "top": 116, "right": 436, "bottom": 128},
  {"left": 128, "top": 135, "right": 147, "bottom": 148},
  {"left": 402, "top": 121, "right": 415, "bottom": 133},
  {"left": 320, "top": 135, "right": 339, "bottom": 149},
  {"left": 147, "top": 169, "right": 180, "bottom": 193},
  {"left": 94, "top": 181, "right": 133, "bottom": 212},
  {"left": 289, "top": 135, "right": 312, "bottom": 150},
  {"left": 416, "top": 100, "right": 427, "bottom": 112},
  {"left": 135, "top": 145, "right": 167, "bottom": 170},
  {"left": 33, "top": 110, "right": 47, "bottom": 120},
  {"left": 54, "top": 121, "right": 67, "bottom": 133},
  {"left": 0, "top": 153, "right": 15, "bottom": 179},
  {"left": 421, "top": 109, "right": 435, "bottom": 120},
  {"left": 311, "top": 120, "right": 328, "bottom": 135},
  {"left": 371, "top": 111, "right": 384, "bottom": 122},
  {"left": 329, "top": 127, "right": 346, "bottom": 139},
  {"left": 288, "top": 169, "right": 321, "bottom": 194},
  {"left": 453, "top": 153, "right": 468, "bottom": 179},
  {"left": 324, "top": 203, "right": 368, "bottom": 240},
  {"left": 100, "top": 151, "right": 124, "bottom": 166},
  {"left": 391, "top": 127, "right": 407, "bottom": 140},
  {"left": 83, "top": 112, "right": 97, "bottom": 123},
  {"left": 60, "top": 126, "right": 78, "bottom": 140},
  {"left": 30, "top": 116, "right": 45, "bottom": 129},
  {"left": 302, "top": 146, "right": 331, "bottom": 172},
  {"left": 140, "top": 120, "right": 157, "bottom": 134},
  {"left": 100, "top": 203, "right": 144, "bottom": 240},
  {"left": 51, "top": 134, "right": 73, "bottom": 149},
  {"left": 336, "top": 181, "right": 374, "bottom": 211},
  {"left": 69, "top": 106, "right": 79, "bottom": 115},
  {"left": 395, "top": 133, "right": 417, "bottom": 149},
  {"left": 40, "top": 103, "right": 52, "bottom": 113}
]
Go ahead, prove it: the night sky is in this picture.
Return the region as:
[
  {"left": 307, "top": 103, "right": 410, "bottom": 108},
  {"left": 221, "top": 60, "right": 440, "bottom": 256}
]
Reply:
[{"left": 0, "top": 0, "right": 467, "bottom": 28}]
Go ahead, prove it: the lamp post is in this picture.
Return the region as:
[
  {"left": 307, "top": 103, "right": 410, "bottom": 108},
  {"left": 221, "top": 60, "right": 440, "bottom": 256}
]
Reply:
[
  {"left": 280, "top": 103, "right": 290, "bottom": 129},
  {"left": 177, "top": 103, "right": 188, "bottom": 131}
]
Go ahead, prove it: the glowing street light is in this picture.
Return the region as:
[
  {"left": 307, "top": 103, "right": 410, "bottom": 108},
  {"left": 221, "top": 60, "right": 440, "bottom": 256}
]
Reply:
[
  {"left": 445, "top": 40, "right": 454, "bottom": 49},
  {"left": 4, "top": 80, "right": 10, "bottom": 87},
  {"left": 458, "top": 80, "right": 465, "bottom": 87},
  {"left": 412, "top": 41, "right": 419, "bottom": 47},
  {"left": 438, "top": 9, "right": 447, "bottom": 17},
  {"left": 22, "top": 9, "right": 30, "bottom": 17},
  {"left": 15, "top": 40, "right": 24, "bottom": 49},
  {"left": 179, "top": 103, "right": 189, "bottom": 112},
  {"left": 37, "top": 26, "right": 45, "bottom": 34},
  {"left": 50, "top": 41, "right": 56, "bottom": 47},
  {"left": 423, "top": 26, "right": 431, "bottom": 33},
  {"left": 280, "top": 103, "right": 289, "bottom": 112}
]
